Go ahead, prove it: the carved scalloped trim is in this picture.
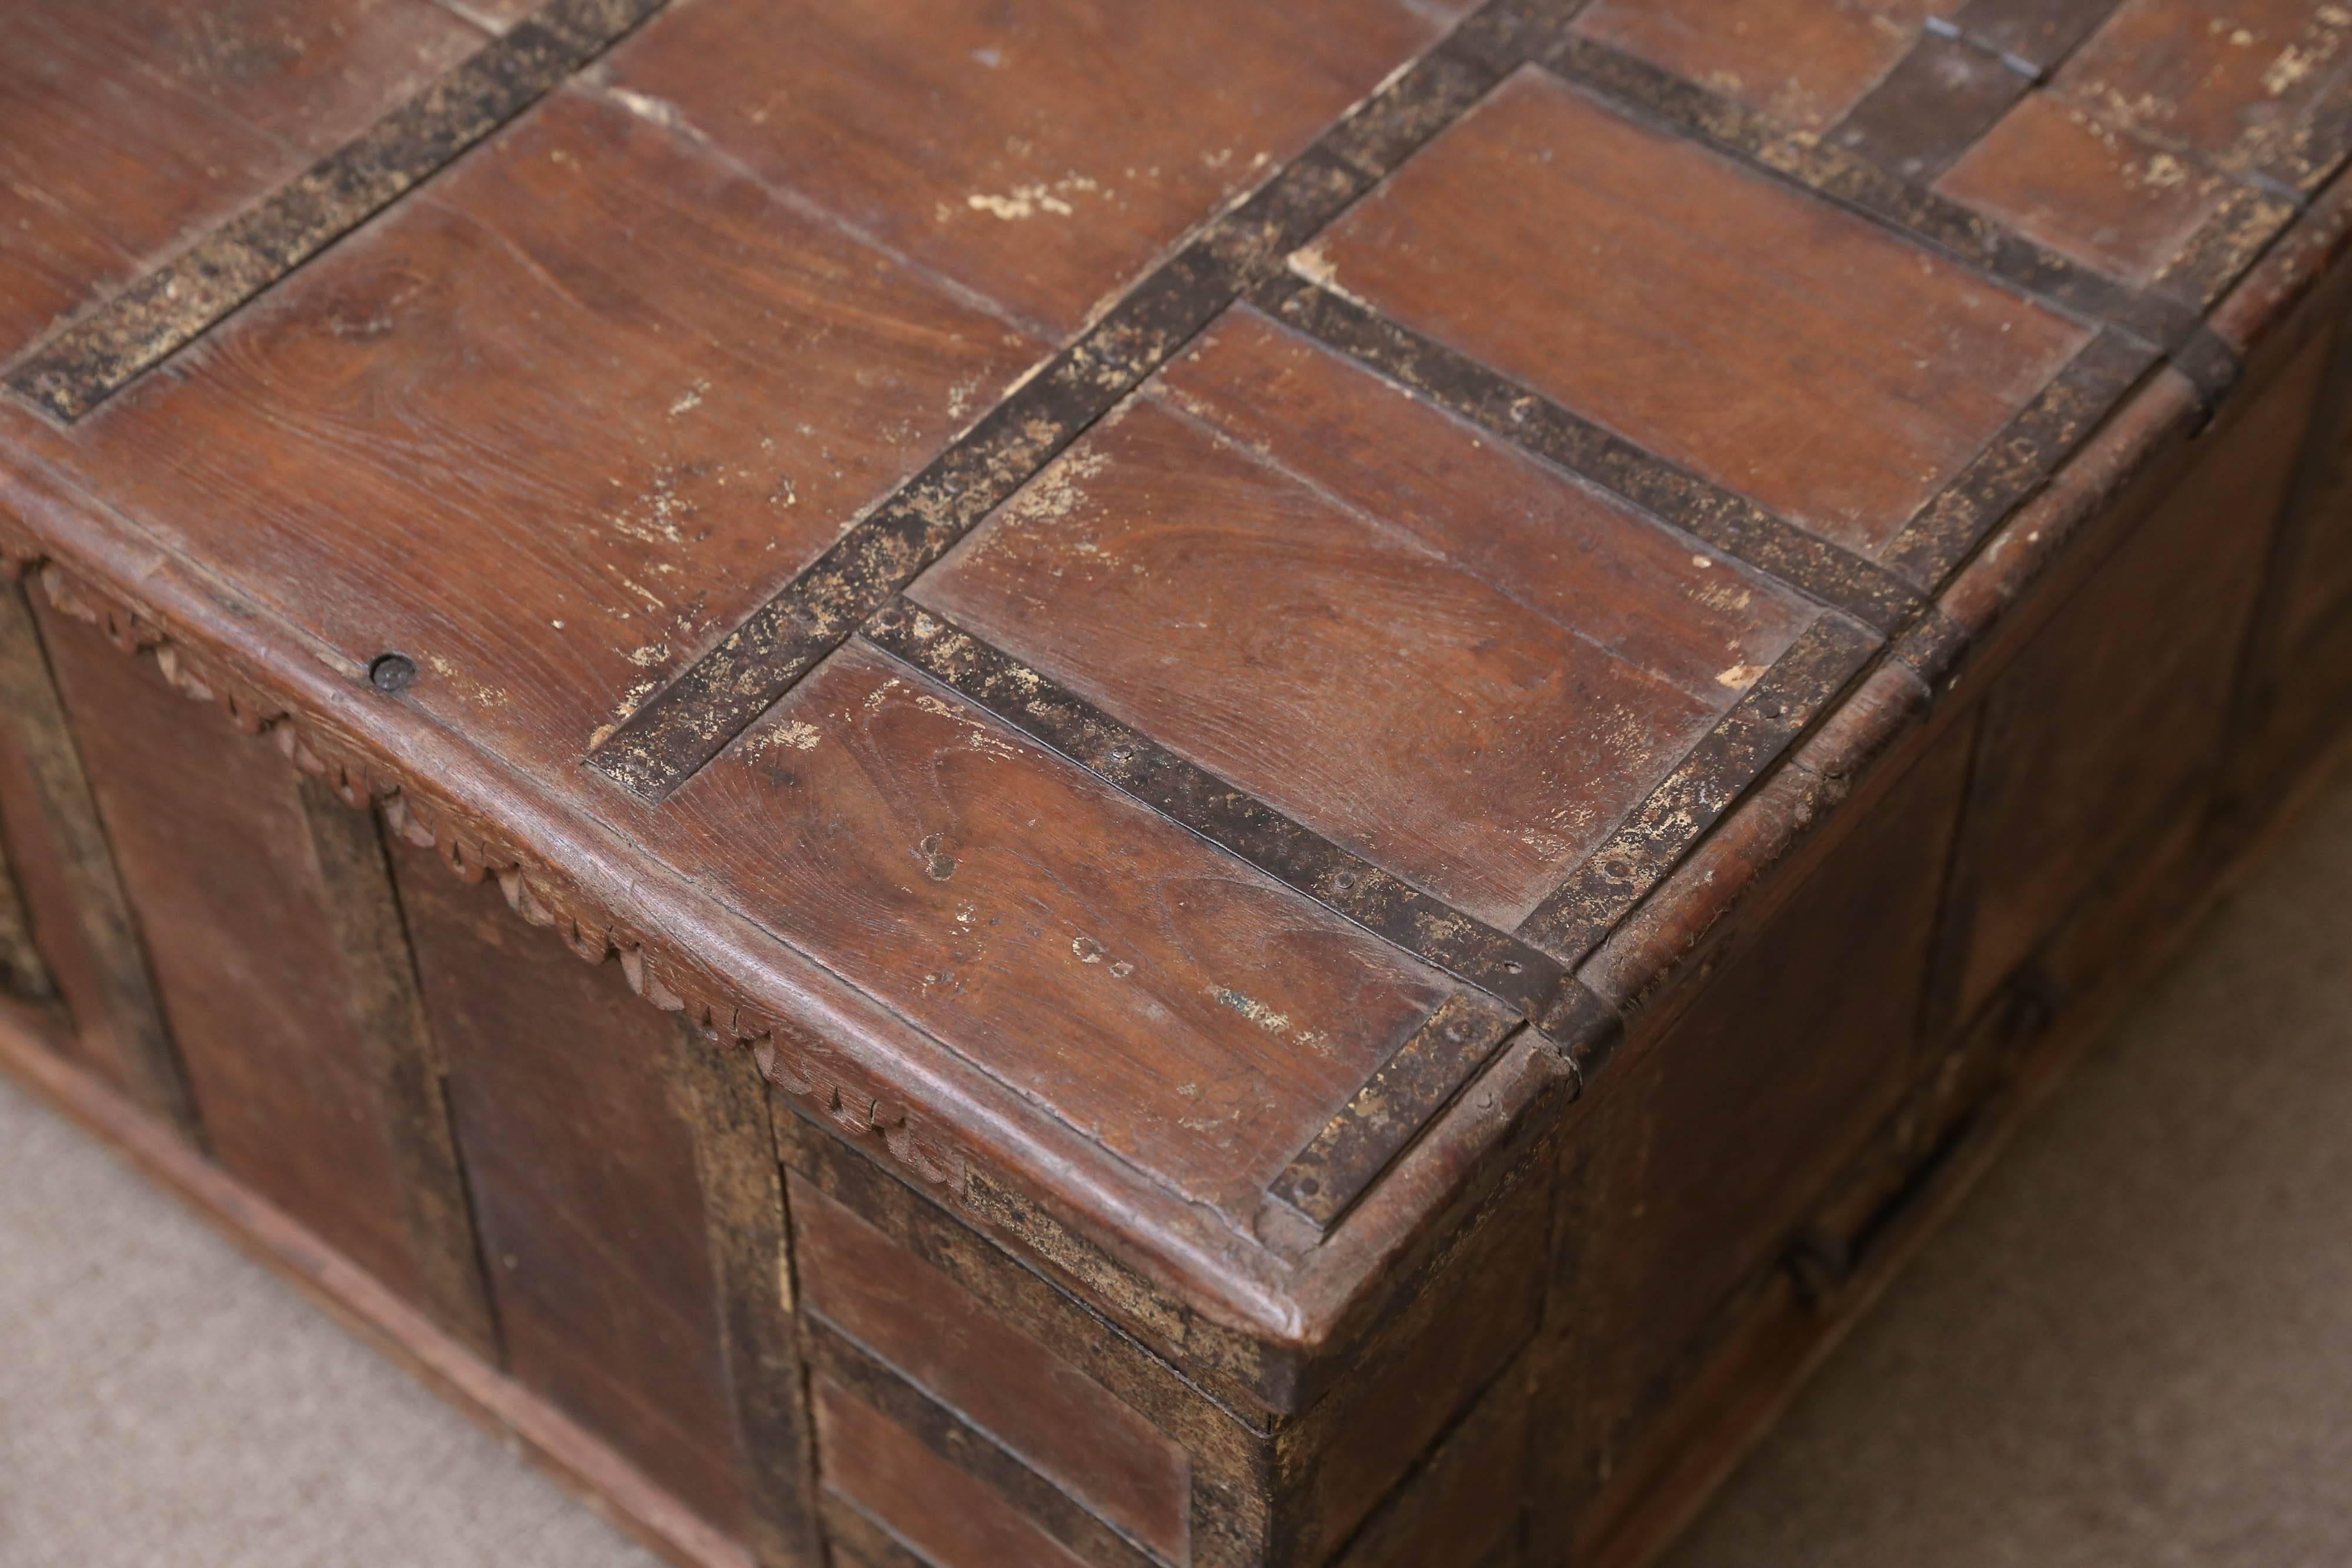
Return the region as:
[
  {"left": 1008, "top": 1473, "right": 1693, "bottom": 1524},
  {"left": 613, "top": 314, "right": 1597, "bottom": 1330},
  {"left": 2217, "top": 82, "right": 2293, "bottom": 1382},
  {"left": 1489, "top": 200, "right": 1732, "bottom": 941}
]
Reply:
[
  {"left": 3, "top": 529, "right": 965, "bottom": 1198},
  {"left": 0, "top": 514, "right": 1357, "bottom": 1398}
]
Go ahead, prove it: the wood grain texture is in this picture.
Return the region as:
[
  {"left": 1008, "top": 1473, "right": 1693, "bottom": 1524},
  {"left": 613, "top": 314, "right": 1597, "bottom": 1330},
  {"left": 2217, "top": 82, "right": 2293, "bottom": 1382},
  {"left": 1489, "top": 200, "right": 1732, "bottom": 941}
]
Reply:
[
  {"left": 794, "top": 1176, "right": 1191, "bottom": 1565},
  {"left": 2226, "top": 311, "right": 2352, "bottom": 815},
  {"left": 774, "top": 1110, "right": 1258, "bottom": 1456},
  {"left": 2, "top": 8, "right": 2351, "bottom": 1566},
  {"left": 672, "top": 1036, "right": 824, "bottom": 1567},
  {"left": 0, "top": 0, "right": 482, "bottom": 365},
  {"left": 1275, "top": 1161, "right": 1550, "bottom": 1565},
  {"left": 295, "top": 773, "right": 499, "bottom": 1359},
  {"left": 37, "top": 594, "right": 437, "bottom": 1307},
  {"left": 0, "top": 822, "right": 51, "bottom": 1007},
  {"left": 0, "top": 579, "right": 195, "bottom": 1132},
  {"left": 0, "top": 1004, "right": 759, "bottom": 1568},
  {"left": 664, "top": 641, "right": 1454, "bottom": 1227},
  {"left": 44, "top": 85, "right": 1043, "bottom": 785},
  {"left": 1571, "top": 0, "right": 1929, "bottom": 133},
  {"left": 2054, "top": 0, "right": 2352, "bottom": 189},
  {"left": 923, "top": 305, "right": 1815, "bottom": 928},
  {"left": 1314, "top": 69, "right": 2089, "bottom": 558},
  {"left": 806, "top": 1321, "right": 1163, "bottom": 1568},
  {"left": 780, "top": 1110, "right": 1275, "bottom": 1568},
  {"left": 1536, "top": 712, "right": 1975, "bottom": 1549},
  {"left": 393, "top": 841, "right": 754, "bottom": 1539},
  {"left": 1940, "top": 92, "right": 2295, "bottom": 293},
  {"left": 601, "top": 0, "right": 1444, "bottom": 337},
  {"left": 1934, "top": 325, "right": 2324, "bottom": 1027},
  {"left": 814, "top": 1375, "right": 1094, "bottom": 1568},
  {"left": 859, "top": 604, "right": 1572, "bottom": 1036},
  {"left": 1248, "top": 275, "right": 1926, "bottom": 634},
  {"left": 1327, "top": 1356, "right": 1531, "bottom": 1568}
]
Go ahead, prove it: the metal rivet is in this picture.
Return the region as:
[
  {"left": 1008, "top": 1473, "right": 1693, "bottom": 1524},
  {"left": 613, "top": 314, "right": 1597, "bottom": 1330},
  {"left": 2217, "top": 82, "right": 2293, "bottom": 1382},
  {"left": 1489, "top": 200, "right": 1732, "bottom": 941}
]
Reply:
[{"left": 368, "top": 653, "right": 416, "bottom": 694}]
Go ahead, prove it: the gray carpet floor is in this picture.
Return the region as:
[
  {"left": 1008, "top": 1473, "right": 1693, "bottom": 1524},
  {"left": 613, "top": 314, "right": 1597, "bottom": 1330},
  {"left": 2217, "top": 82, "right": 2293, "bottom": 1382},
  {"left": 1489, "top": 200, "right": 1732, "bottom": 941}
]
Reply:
[{"left": 4, "top": 758, "right": 2350, "bottom": 1567}]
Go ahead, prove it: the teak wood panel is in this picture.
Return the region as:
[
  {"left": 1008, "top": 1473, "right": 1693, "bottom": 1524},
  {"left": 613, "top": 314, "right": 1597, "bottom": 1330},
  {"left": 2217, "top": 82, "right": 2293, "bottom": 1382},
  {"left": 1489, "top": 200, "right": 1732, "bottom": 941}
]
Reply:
[
  {"left": 664, "top": 641, "right": 1454, "bottom": 1225},
  {"left": 1274, "top": 1159, "right": 1551, "bottom": 1566},
  {"left": 1536, "top": 710, "right": 1976, "bottom": 1547},
  {"left": 2274, "top": 327, "right": 2352, "bottom": 647},
  {"left": 1936, "top": 325, "right": 2327, "bottom": 1027},
  {"left": 1938, "top": 93, "right": 2286, "bottom": 292},
  {"left": 793, "top": 1175, "right": 1191, "bottom": 1565},
  {"left": 0, "top": 580, "right": 183, "bottom": 1117},
  {"left": 2231, "top": 311, "right": 2352, "bottom": 802},
  {"left": 673, "top": 1035, "right": 826, "bottom": 1567},
  {"left": 1312, "top": 69, "right": 2089, "bottom": 559},
  {"left": 921, "top": 305, "right": 1815, "bottom": 928},
  {"left": 34, "top": 597, "right": 442, "bottom": 1308},
  {"left": 0, "top": 816, "right": 46, "bottom": 1008},
  {"left": 1570, "top": 0, "right": 1927, "bottom": 133},
  {"left": 392, "top": 847, "right": 756, "bottom": 1538},
  {"left": 2053, "top": 0, "right": 2352, "bottom": 188},
  {"left": 776, "top": 1105, "right": 1277, "bottom": 1568},
  {"left": 816, "top": 1375, "right": 1095, "bottom": 1568},
  {"left": 1324, "top": 1358, "right": 1531, "bottom": 1568},
  {"left": 0, "top": 0, "right": 482, "bottom": 359},
  {"left": 26, "top": 85, "right": 1045, "bottom": 788},
  {"left": 600, "top": 0, "right": 1444, "bottom": 338}
]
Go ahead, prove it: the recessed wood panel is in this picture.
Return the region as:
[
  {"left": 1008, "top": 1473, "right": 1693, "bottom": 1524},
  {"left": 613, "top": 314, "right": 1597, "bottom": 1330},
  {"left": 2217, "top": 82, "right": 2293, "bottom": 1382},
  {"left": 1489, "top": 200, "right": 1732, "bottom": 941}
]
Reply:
[
  {"left": 1573, "top": 0, "right": 1929, "bottom": 132},
  {"left": 2273, "top": 323, "right": 2352, "bottom": 647},
  {"left": 1554, "top": 712, "right": 1973, "bottom": 1474},
  {"left": 665, "top": 641, "right": 1453, "bottom": 1225},
  {"left": 603, "top": 0, "right": 1442, "bottom": 336},
  {"left": 0, "top": 0, "right": 481, "bottom": 358},
  {"left": 1940, "top": 93, "right": 2278, "bottom": 288},
  {"left": 2056, "top": 0, "right": 2352, "bottom": 185},
  {"left": 816, "top": 1376, "right": 1094, "bottom": 1568},
  {"left": 1329, "top": 1363, "right": 1531, "bottom": 1568},
  {"left": 921, "top": 307, "right": 1814, "bottom": 927},
  {"left": 0, "top": 584, "right": 158, "bottom": 1097},
  {"left": 393, "top": 845, "right": 751, "bottom": 1536},
  {"left": 44, "top": 87, "right": 1044, "bottom": 784},
  {"left": 1942, "top": 329, "right": 2327, "bottom": 1021},
  {"left": 794, "top": 1174, "right": 1191, "bottom": 1564},
  {"left": 36, "top": 600, "right": 426, "bottom": 1300},
  {"left": 1314, "top": 69, "right": 2089, "bottom": 557},
  {"left": 1288, "top": 1168, "right": 1549, "bottom": 1563}
]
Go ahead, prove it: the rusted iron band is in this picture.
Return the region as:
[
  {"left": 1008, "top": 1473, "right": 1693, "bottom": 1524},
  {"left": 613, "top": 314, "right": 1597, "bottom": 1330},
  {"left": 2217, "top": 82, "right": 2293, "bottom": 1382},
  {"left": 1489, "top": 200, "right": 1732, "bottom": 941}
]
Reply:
[
  {"left": 1540, "top": 34, "right": 2199, "bottom": 349},
  {"left": 6, "top": 0, "right": 669, "bottom": 423},
  {"left": 861, "top": 599, "right": 1583, "bottom": 1028},
  {"left": 1828, "top": 31, "right": 2032, "bottom": 185},
  {"left": 1254, "top": 274, "right": 1926, "bottom": 634},
  {"left": 803, "top": 1319, "right": 1162, "bottom": 1568},
  {"left": 1946, "top": 0, "right": 2123, "bottom": 75},
  {"left": 1267, "top": 993, "right": 1521, "bottom": 1229},
  {"left": 1517, "top": 613, "right": 1882, "bottom": 964},
  {"left": 583, "top": 2, "right": 1595, "bottom": 801},
  {"left": 1883, "top": 328, "right": 2159, "bottom": 588}
]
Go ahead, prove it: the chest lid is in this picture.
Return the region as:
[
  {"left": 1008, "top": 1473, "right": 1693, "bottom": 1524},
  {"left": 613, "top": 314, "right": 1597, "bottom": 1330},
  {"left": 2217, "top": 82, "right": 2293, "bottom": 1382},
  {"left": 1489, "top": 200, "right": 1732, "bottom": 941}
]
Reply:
[{"left": 3, "top": 0, "right": 2344, "bottom": 1359}]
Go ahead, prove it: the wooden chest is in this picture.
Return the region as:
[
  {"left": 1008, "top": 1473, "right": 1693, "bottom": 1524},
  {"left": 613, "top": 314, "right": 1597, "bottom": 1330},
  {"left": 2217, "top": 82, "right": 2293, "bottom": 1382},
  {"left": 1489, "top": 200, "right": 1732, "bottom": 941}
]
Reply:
[{"left": 5, "top": 2, "right": 2352, "bottom": 1563}]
